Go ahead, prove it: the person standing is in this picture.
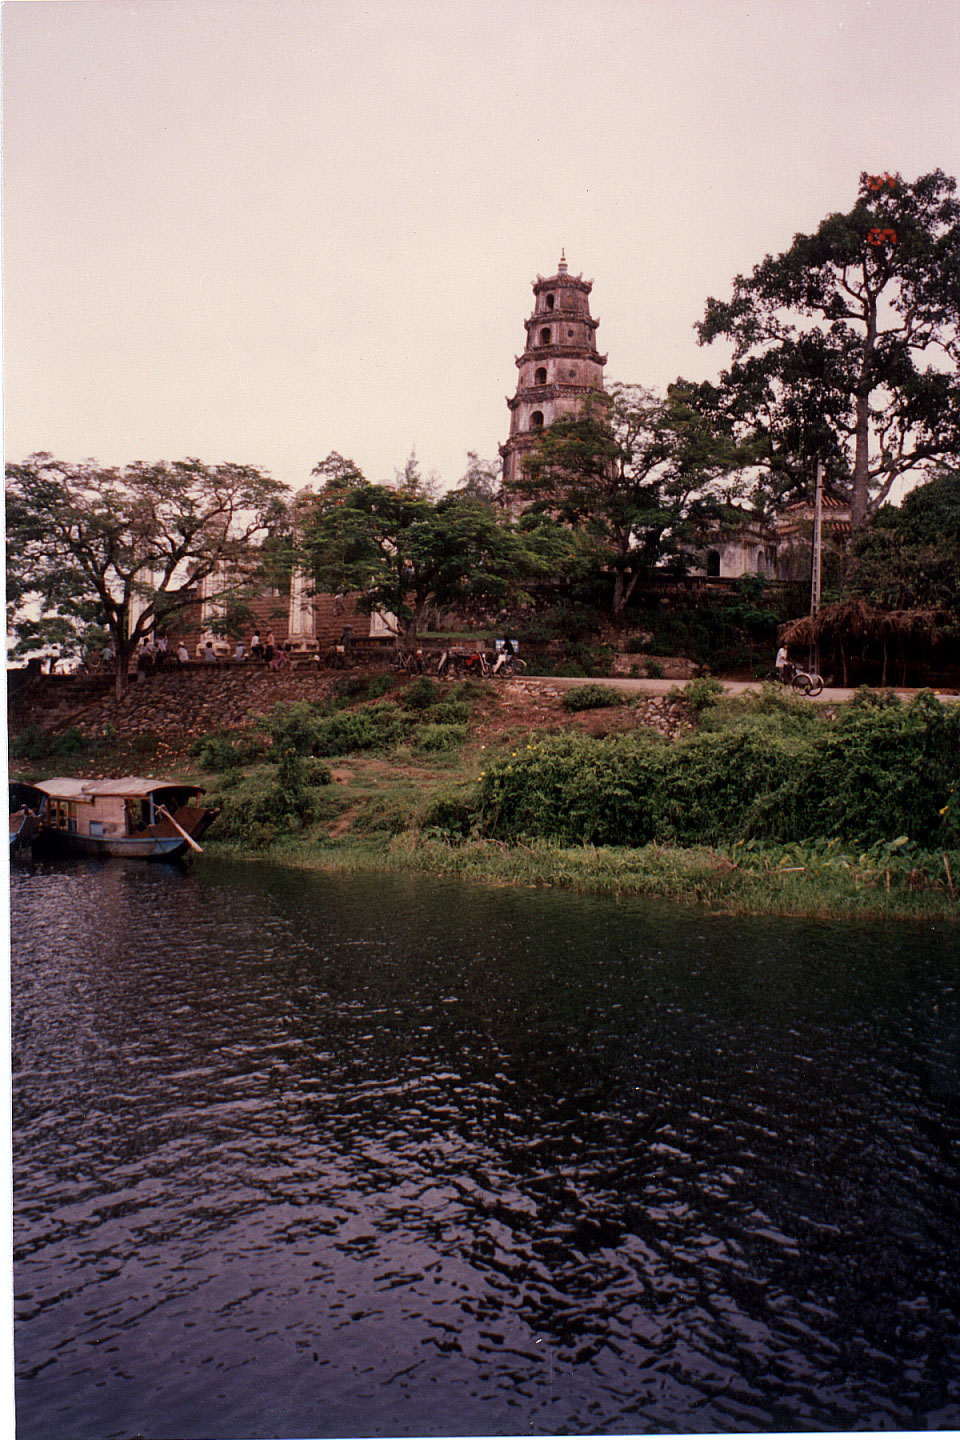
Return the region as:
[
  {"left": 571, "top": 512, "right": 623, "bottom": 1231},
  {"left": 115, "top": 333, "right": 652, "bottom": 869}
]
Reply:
[{"left": 775, "top": 644, "right": 788, "bottom": 680}]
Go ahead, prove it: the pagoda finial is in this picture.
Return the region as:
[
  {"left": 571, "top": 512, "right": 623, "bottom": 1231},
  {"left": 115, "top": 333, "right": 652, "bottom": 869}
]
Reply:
[{"left": 558, "top": 248, "right": 568, "bottom": 273}]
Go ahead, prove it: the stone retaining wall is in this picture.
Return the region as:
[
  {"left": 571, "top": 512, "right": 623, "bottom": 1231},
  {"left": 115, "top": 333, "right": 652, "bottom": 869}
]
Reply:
[{"left": 8, "top": 664, "right": 378, "bottom": 741}]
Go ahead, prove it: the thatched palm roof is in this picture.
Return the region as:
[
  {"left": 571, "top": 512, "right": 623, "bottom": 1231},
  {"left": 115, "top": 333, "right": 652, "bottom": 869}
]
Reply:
[{"left": 780, "top": 600, "right": 952, "bottom": 648}]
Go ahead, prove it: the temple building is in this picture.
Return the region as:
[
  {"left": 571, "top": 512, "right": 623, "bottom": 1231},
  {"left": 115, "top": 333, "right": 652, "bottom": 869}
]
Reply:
[{"left": 500, "top": 251, "right": 607, "bottom": 492}]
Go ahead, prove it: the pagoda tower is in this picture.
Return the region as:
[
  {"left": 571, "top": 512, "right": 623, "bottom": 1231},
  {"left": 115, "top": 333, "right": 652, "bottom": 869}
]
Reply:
[{"left": 499, "top": 251, "right": 608, "bottom": 492}]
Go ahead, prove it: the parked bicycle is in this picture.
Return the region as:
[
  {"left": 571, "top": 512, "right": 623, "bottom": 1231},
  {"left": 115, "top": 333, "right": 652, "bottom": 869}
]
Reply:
[{"left": 390, "top": 647, "right": 424, "bottom": 675}]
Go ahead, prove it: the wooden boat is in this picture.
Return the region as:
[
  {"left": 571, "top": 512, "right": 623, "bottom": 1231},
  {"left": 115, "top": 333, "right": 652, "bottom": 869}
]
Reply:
[
  {"left": 9, "top": 782, "right": 44, "bottom": 859},
  {"left": 31, "top": 776, "right": 219, "bottom": 861}
]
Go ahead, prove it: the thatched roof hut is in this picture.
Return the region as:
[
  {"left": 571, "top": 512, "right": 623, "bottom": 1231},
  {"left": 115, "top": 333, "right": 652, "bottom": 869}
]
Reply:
[{"left": 780, "top": 601, "right": 955, "bottom": 687}]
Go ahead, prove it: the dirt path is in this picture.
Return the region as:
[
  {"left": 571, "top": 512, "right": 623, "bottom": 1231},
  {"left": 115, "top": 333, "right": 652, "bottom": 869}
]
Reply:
[{"left": 515, "top": 675, "right": 960, "bottom": 704}]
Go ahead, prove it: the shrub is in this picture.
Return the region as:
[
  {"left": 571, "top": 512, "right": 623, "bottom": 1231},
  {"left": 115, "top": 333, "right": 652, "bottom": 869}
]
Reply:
[
  {"left": 261, "top": 701, "right": 330, "bottom": 756},
  {"left": 474, "top": 732, "right": 669, "bottom": 845},
  {"left": 362, "top": 672, "right": 397, "bottom": 701},
  {"left": 683, "top": 676, "right": 725, "bottom": 714},
  {"left": 211, "top": 754, "right": 333, "bottom": 847},
  {"left": 420, "top": 793, "right": 474, "bottom": 839},
  {"left": 432, "top": 698, "right": 471, "bottom": 725},
  {"left": 334, "top": 673, "right": 396, "bottom": 704},
  {"left": 311, "top": 701, "right": 407, "bottom": 755},
  {"left": 10, "top": 725, "right": 50, "bottom": 760},
  {"left": 51, "top": 727, "right": 89, "bottom": 757},
  {"left": 645, "top": 660, "right": 665, "bottom": 679},
  {"left": 194, "top": 732, "right": 264, "bottom": 770},
  {"left": 416, "top": 723, "right": 468, "bottom": 753},
  {"left": 463, "top": 693, "right": 960, "bottom": 851},
  {"left": 561, "top": 684, "right": 626, "bottom": 711},
  {"left": 402, "top": 676, "right": 441, "bottom": 710}
]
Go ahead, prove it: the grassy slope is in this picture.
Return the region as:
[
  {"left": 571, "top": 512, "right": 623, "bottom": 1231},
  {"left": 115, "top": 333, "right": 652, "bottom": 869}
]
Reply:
[
  {"left": 11, "top": 675, "right": 958, "bottom": 920},
  {"left": 194, "top": 681, "right": 960, "bottom": 923}
]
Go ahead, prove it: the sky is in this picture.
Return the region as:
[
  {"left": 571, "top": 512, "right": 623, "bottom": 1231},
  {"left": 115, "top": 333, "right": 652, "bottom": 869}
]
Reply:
[{"left": 3, "top": 0, "right": 960, "bottom": 497}]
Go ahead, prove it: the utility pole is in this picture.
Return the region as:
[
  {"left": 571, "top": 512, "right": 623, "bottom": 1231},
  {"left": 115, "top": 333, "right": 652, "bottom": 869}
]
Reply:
[
  {"left": 810, "top": 461, "right": 823, "bottom": 618},
  {"left": 809, "top": 461, "right": 823, "bottom": 674}
]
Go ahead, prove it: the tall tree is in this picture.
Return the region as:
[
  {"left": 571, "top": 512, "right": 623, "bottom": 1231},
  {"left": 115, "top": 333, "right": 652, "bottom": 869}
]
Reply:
[
  {"left": 455, "top": 451, "right": 502, "bottom": 501},
  {"left": 6, "top": 453, "right": 288, "bottom": 696},
  {"left": 510, "top": 384, "right": 743, "bottom": 615},
  {"left": 302, "top": 455, "right": 554, "bottom": 640},
  {"left": 696, "top": 169, "right": 960, "bottom": 531}
]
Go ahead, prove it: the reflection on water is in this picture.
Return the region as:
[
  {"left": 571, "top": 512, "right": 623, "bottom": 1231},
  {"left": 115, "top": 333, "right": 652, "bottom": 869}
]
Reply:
[{"left": 11, "top": 858, "right": 960, "bottom": 1438}]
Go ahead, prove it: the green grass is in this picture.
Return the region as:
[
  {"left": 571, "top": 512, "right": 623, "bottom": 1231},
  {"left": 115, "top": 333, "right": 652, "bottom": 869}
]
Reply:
[{"left": 204, "top": 832, "right": 960, "bottom": 922}]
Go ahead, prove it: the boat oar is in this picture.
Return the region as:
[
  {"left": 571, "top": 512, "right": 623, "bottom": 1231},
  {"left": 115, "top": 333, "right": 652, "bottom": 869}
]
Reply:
[{"left": 156, "top": 804, "right": 204, "bottom": 854}]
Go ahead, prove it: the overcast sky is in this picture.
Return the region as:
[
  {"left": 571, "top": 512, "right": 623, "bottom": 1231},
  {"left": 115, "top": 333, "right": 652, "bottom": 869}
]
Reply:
[{"left": 3, "top": 0, "right": 959, "bottom": 494}]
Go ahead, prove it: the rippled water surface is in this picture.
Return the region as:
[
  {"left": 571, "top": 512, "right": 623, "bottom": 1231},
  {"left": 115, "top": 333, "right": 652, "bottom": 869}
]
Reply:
[{"left": 11, "top": 858, "right": 960, "bottom": 1438}]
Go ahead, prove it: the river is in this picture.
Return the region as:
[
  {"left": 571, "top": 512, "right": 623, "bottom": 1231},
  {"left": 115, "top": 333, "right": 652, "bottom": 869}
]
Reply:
[{"left": 10, "top": 858, "right": 960, "bottom": 1438}]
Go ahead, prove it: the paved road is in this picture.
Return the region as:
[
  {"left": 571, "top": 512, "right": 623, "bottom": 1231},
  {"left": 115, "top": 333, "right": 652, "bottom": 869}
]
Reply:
[{"left": 517, "top": 674, "right": 959, "bottom": 704}]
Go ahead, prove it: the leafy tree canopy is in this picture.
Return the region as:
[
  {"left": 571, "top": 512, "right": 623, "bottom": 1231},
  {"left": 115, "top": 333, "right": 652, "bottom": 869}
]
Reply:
[
  {"left": 847, "top": 467, "right": 960, "bottom": 615},
  {"left": 696, "top": 169, "right": 960, "bottom": 531},
  {"left": 6, "top": 453, "right": 288, "bottom": 694},
  {"left": 509, "top": 384, "right": 745, "bottom": 614},
  {"left": 302, "top": 452, "right": 565, "bottom": 638}
]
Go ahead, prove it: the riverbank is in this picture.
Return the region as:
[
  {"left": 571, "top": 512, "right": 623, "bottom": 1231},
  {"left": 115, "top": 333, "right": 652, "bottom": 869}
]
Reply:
[
  {"left": 11, "top": 671, "right": 960, "bottom": 922},
  {"left": 204, "top": 831, "right": 960, "bottom": 923}
]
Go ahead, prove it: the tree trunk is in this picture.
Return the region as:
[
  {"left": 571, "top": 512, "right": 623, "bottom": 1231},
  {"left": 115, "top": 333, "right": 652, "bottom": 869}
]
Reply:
[
  {"left": 850, "top": 291, "right": 878, "bottom": 533},
  {"left": 114, "top": 643, "right": 132, "bottom": 702}
]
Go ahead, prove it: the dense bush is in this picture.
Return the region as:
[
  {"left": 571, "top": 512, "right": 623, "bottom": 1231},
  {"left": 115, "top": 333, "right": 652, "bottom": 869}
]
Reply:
[
  {"left": 193, "top": 732, "right": 265, "bottom": 770},
  {"left": 561, "top": 683, "right": 627, "bottom": 711},
  {"left": 401, "top": 676, "right": 441, "bottom": 710},
  {"left": 212, "top": 751, "right": 333, "bottom": 847},
  {"left": 416, "top": 723, "right": 468, "bottom": 753},
  {"left": 311, "top": 702, "right": 408, "bottom": 755},
  {"left": 10, "top": 724, "right": 51, "bottom": 760},
  {"left": 432, "top": 698, "right": 471, "bottom": 725},
  {"left": 682, "top": 676, "right": 725, "bottom": 714},
  {"left": 631, "top": 582, "right": 793, "bottom": 671},
  {"left": 257, "top": 699, "right": 409, "bottom": 757},
  {"left": 260, "top": 701, "right": 331, "bottom": 756},
  {"left": 459, "top": 693, "right": 960, "bottom": 850}
]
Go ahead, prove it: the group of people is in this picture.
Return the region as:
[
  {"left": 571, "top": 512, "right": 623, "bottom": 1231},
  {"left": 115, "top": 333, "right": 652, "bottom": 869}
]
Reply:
[
  {"left": 135, "top": 634, "right": 169, "bottom": 679},
  {"left": 105, "top": 627, "right": 322, "bottom": 675},
  {"left": 197, "top": 631, "right": 289, "bottom": 669}
]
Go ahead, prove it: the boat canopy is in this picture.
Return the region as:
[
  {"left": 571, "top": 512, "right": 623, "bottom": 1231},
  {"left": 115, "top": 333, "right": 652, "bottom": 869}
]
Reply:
[{"left": 37, "top": 777, "right": 204, "bottom": 801}]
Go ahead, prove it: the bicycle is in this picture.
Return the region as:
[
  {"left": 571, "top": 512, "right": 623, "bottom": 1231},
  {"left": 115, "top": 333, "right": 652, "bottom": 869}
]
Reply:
[
  {"left": 389, "top": 648, "right": 424, "bottom": 675},
  {"left": 765, "top": 664, "right": 824, "bottom": 698}
]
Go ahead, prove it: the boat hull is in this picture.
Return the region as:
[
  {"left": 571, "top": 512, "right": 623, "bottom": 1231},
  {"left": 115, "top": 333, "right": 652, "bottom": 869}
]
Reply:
[
  {"left": 34, "top": 831, "right": 196, "bottom": 861},
  {"left": 32, "top": 807, "right": 219, "bottom": 862}
]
